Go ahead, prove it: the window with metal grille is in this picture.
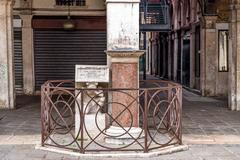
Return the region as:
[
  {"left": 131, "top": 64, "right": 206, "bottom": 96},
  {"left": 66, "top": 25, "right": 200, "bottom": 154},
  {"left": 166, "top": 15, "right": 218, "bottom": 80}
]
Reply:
[
  {"left": 56, "top": 0, "right": 86, "bottom": 6},
  {"left": 140, "top": 1, "right": 169, "bottom": 25}
]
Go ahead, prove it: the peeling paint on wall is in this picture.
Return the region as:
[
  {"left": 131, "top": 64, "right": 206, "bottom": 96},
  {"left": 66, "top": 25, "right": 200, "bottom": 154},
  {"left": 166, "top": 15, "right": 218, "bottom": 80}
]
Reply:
[
  {"left": 108, "top": 26, "right": 139, "bottom": 50},
  {"left": 107, "top": 2, "right": 139, "bottom": 51}
]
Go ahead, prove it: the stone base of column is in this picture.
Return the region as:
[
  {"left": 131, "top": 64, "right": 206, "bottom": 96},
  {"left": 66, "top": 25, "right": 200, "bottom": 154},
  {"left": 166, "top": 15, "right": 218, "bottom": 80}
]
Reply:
[
  {"left": 105, "top": 50, "right": 145, "bottom": 145},
  {"left": 105, "top": 126, "right": 144, "bottom": 145}
]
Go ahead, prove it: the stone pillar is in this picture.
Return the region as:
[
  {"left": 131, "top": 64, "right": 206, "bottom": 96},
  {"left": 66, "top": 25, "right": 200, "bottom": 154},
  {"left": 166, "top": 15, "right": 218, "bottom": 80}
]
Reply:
[
  {"left": 146, "top": 33, "right": 151, "bottom": 74},
  {"left": 0, "top": 0, "right": 15, "bottom": 109},
  {"left": 20, "top": 15, "right": 34, "bottom": 94},
  {"left": 173, "top": 32, "right": 178, "bottom": 81},
  {"left": 167, "top": 33, "right": 172, "bottom": 80},
  {"left": 200, "top": 16, "right": 217, "bottom": 96},
  {"left": 180, "top": 31, "right": 184, "bottom": 84},
  {"left": 105, "top": 0, "right": 144, "bottom": 144},
  {"left": 189, "top": 26, "right": 196, "bottom": 89},
  {"left": 229, "top": 2, "right": 240, "bottom": 111}
]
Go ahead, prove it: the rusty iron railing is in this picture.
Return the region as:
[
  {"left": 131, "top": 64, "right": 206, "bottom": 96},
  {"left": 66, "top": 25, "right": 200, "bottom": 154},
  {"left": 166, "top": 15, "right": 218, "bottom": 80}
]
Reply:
[{"left": 41, "top": 80, "right": 182, "bottom": 153}]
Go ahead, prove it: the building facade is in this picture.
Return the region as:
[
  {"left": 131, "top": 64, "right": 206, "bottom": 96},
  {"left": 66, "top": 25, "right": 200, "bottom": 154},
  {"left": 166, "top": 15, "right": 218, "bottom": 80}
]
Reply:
[
  {"left": 145, "top": 0, "right": 240, "bottom": 110},
  {"left": 1, "top": 0, "right": 240, "bottom": 111},
  {"left": 12, "top": 0, "right": 107, "bottom": 95},
  {"left": 0, "top": 0, "right": 142, "bottom": 109}
]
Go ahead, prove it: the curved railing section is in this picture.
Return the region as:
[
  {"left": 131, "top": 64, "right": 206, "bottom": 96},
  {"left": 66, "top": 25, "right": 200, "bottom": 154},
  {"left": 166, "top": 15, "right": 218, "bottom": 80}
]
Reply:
[{"left": 41, "top": 80, "right": 182, "bottom": 153}]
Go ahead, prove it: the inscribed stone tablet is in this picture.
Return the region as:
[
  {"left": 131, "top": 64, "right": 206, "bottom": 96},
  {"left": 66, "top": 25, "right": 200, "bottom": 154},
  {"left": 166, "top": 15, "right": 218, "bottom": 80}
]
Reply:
[{"left": 75, "top": 65, "right": 109, "bottom": 82}]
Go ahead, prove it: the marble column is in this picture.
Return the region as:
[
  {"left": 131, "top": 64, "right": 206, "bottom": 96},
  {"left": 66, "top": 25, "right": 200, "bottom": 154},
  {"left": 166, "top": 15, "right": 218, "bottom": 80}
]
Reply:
[
  {"left": 0, "top": 0, "right": 15, "bottom": 109},
  {"left": 20, "top": 15, "right": 34, "bottom": 94},
  {"left": 229, "top": 2, "right": 240, "bottom": 111},
  {"left": 105, "top": 0, "right": 144, "bottom": 144}
]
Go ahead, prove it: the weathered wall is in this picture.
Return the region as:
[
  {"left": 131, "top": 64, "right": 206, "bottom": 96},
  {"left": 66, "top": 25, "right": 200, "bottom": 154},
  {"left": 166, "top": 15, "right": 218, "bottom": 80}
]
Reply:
[
  {"left": 169, "top": 0, "right": 230, "bottom": 96},
  {"left": 170, "top": 0, "right": 201, "bottom": 86},
  {"left": 201, "top": 0, "right": 230, "bottom": 96},
  {"left": 215, "top": 0, "right": 230, "bottom": 22},
  {"left": 202, "top": 16, "right": 218, "bottom": 96},
  {"left": 11, "top": 0, "right": 106, "bottom": 95},
  {"left": 107, "top": 2, "right": 139, "bottom": 50},
  {"left": 0, "top": 0, "right": 15, "bottom": 109}
]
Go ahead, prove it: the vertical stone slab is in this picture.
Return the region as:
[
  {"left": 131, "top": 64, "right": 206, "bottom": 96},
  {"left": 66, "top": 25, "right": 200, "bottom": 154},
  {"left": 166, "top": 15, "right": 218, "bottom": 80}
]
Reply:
[
  {"left": 108, "top": 51, "right": 143, "bottom": 128},
  {"left": 201, "top": 16, "right": 217, "bottom": 96},
  {"left": 236, "top": 7, "right": 240, "bottom": 111},
  {"left": 106, "top": 0, "right": 140, "bottom": 51},
  {"left": 20, "top": 15, "right": 34, "bottom": 94},
  {"left": 112, "top": 63, "right": 138, "bottom": 127},
  {"left": 105, "top": 0, "right": 144, "bottom": 143},
  {"left": 189, "top": 26, "right": 196, "bottom": 89},
  {"left": 106, "top": 0, "right": 141, "bottom": 126},
  {"left": 173, "top": 32, "right": 178, "bottom": 81},
  {"left": 0, "top": 0, "right": 15, "bottom": 109},
  {"left": 228, "top": 4, "right": 235, "bottom": 110},
  {"left": 167, "top": 33, "right": 172, "bottom": 80},
  {"left": 229, "top": 2, "right": 240, "bottom": 111}
]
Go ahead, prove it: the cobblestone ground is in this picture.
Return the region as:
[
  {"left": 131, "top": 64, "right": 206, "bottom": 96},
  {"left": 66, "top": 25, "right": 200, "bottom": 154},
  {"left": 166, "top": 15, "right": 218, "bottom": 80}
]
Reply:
[{"left": 0, "top": 91, "right": 240, "bottom": 160}]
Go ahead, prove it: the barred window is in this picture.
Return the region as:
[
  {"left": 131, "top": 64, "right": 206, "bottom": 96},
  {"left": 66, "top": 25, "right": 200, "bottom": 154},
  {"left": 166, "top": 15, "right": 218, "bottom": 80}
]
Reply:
[
  {"left": 218, "top": 30, "right": 229, "bottom": 72},
  {"left": 56, "top": 0, "right": 86, "bottom": 6}
]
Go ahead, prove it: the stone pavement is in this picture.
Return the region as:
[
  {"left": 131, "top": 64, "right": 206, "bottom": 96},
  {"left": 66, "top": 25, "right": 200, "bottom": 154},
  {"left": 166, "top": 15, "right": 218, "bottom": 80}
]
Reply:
[
  {"left": 0, "top": 91, "right": 240, "bottom": 160},
  {"left": 182, "top": 90, "right": 240, "bottom": 145}
]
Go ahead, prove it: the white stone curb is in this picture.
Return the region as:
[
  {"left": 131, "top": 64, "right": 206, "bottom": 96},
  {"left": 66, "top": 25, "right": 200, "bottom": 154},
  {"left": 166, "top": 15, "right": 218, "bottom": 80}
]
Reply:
[{"left": 35, "top": 144, "right": 189, "bottom": 158}]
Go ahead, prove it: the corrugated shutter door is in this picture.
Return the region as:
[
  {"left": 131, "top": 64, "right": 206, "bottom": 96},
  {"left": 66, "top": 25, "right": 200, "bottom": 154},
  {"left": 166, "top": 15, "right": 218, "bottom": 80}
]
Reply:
[
  {"left": 34, "top": 30, "right": 107, "bottom": 90},
  {"left": 14, "top": 28, "right": 23, "bottom": 93}
]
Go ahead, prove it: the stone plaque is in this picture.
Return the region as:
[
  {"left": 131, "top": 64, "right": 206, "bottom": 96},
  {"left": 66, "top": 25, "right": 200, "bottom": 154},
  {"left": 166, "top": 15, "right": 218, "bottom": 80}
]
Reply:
[{"left": 75, "top": 65, "right": 109, "bottom": 83}]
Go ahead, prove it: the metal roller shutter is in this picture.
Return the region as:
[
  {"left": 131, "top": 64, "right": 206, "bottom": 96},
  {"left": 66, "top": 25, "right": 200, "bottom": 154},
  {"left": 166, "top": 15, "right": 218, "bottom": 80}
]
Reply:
[
  {"left": 14, "top": 28, "right": 23, "bottom": 93},
  {"left": 34, "top": 30, "right": 107, "bottom": 90}
]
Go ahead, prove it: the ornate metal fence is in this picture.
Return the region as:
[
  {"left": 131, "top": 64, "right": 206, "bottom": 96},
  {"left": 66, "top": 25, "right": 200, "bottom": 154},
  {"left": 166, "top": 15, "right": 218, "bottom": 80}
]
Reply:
[{"left": 41, "top": 80, "right": 182, "bottom": 153}]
